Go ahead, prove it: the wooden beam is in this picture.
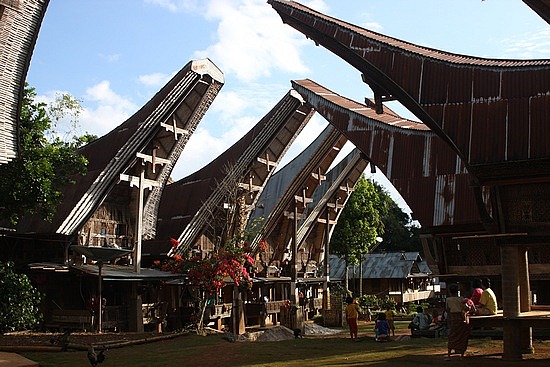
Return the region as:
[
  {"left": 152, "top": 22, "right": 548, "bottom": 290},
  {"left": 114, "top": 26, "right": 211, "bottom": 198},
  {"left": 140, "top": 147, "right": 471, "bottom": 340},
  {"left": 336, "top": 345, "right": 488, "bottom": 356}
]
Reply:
[
  {"left": 257, "top": 152, "right": 277, "bottom": 172},
  {"left": 160, "top": 115, "right": 189, "bottom": 140},
  {"left": 311, "top": 167, "right": 326, "bottom": 186}
]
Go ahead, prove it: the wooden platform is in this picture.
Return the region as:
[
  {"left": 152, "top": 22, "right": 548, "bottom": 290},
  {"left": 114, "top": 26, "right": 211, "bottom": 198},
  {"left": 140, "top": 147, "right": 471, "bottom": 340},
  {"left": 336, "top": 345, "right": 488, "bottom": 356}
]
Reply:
[{"left": 469, "top": 310, "right": 550, "bottom": 329}]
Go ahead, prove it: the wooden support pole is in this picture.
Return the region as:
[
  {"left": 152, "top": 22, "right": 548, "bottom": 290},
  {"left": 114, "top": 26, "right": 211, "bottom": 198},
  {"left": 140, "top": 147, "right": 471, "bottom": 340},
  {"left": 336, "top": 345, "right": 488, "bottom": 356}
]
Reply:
[
  {"left": 500, "top": 246, "right": 522, "bottom": 360},
  {"left": 291, "top": 202, "right": 298, "bottom": 305},
  {"left": 519, "top": 246, "right": 534, "bottom": 354},
  {"left": 97, "top": 262, "right": 103, "bottom": 334},
  {"left": 134, "top": 165, "right": 145, "bottom": 274},
  {"left": 323, "top": 205, "right": 330, "bottom": 311}
]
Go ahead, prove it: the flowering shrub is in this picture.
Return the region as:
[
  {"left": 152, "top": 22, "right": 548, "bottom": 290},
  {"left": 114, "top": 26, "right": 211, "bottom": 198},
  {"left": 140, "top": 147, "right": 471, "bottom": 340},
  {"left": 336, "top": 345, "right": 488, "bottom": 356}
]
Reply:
[
  {"left": 161, "top": 238, "right": 254, "bottom": 294},
  {"left": 159, "top": 238, "right": 255, "bottom": 332}
]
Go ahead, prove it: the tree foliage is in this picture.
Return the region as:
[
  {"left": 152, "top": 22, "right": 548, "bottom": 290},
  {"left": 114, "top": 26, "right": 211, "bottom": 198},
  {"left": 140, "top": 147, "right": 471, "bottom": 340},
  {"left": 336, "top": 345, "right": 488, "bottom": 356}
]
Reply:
[
  {"left": 372, "top": 182, "right": 421, "bottom": 253},
  {"left": 330, "top": 175, "right": 385, "bottom": 264},
  {"left": 0, "top": 261, "right": 42, "bottom": 333},
  {"left": 0, "top": 85, "right": 89, "bottom": 225},
  {"left": 330, "top": 175, "right": 422, "bottom": 265}
]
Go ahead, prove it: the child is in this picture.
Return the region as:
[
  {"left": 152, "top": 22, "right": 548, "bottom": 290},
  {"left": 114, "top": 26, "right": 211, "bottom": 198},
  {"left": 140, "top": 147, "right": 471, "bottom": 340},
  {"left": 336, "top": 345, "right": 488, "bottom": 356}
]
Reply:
[
  {"left": 345, "top": 296, "right": 360, "bottom": 341},
  {"left": 375, "top": 312, "right": 390, "bottom": 341},
  {"left": 384, "top": 305, "right": 396, "bottom": 336}
]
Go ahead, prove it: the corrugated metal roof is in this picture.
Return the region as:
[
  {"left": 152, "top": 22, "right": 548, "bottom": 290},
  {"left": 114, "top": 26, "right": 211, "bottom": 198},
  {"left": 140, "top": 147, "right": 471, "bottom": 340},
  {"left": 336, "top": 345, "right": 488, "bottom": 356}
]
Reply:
[
  {"left": 269, "top": 0, "right": 550, "bottom": 68},
  {"left": 292, "top": 79, "right": 488, "bottom": 229},
  {"left": 71, "top": 264, "right": 183, "bottom": 281},
  {"left": 0, "top": 0, "right": 48, "bottom": 164},
  {"left": 271, "top": 1, "right": 550, "bottom": 181},
  {"left": 329, "top": 252, "right": 432, "bottom": 280}
]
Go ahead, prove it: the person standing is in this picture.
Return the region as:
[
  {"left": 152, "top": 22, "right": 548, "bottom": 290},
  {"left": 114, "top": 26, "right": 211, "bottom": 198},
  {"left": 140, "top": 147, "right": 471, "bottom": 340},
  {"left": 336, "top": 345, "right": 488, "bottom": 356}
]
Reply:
[
  {"left": 445, "top": 284, "right": 472, "bottom": 360},
  {"left": 345, "top": 296, "right": 360, "bottom": 341},
  {"left": 475, "top": 277, "right": 497, "bottom": 315},
  {"left": 384, "top": 305, "right": 396, "bottom": 336}
]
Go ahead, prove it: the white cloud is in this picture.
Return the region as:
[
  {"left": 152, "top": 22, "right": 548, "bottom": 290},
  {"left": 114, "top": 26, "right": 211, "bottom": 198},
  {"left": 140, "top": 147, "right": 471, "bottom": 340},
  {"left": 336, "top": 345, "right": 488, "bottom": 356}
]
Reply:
[
  {"left": 171, "top": 127, "right": 227, "bottom": 178},
  {"left": 99, "top": 53, "right": 121, "bottom": 62},
  {"left": 501, "top": 28, "right": 550, "bottom": 59},
  {"left": 363, "top": 21, "right": 383, "bottom": 32},
  {"left": 210, "top": 82, "right": 290, "bottom": 124},
  {"left": 194, "top": 0, "right": 311, "bottom": 83},
  {"left": 138, "top": 72, "right": 174, "bottom": 87},
  {"left": 144, "top": 0, "right": 201, "bottom": 13},
  {"left": 80, "top": 81, "right": 138, "bottom": 137},
  {"left": 302, "top": 0, "right": 329, "bottom": 13},
  {"left": 210, "top": 90, "right": 249, "bottom": 120}
]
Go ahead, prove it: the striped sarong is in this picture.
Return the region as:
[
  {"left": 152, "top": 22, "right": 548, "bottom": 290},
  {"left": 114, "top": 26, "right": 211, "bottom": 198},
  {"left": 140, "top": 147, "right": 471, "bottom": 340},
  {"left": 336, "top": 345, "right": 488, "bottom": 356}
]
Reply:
[{"left": 447, "top": 312, "right": 471, "bottom": 354}]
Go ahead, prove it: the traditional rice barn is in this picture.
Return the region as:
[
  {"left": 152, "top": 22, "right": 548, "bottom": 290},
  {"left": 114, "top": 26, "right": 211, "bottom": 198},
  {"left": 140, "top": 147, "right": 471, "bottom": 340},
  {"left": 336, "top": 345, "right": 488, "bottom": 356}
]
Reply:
[
  {"left": 248, "top": 129, "right": 367, "bottom": 325},
  {"left": 1, "top": 58, "right": 224, "bottom": 332}
]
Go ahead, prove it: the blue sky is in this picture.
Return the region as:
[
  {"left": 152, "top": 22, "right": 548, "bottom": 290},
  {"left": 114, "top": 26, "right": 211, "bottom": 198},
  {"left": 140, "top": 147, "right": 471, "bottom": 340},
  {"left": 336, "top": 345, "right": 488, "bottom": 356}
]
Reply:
[{"left": 26, "top": 0, "right": 550, "bottom": 212}]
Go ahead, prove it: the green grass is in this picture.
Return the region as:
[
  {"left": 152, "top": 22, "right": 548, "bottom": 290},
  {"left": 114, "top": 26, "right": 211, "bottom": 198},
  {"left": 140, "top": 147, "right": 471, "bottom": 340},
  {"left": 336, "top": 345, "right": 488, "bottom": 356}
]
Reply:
[{"left": 21, "top": 322, "right": 550, "bottom": 367}]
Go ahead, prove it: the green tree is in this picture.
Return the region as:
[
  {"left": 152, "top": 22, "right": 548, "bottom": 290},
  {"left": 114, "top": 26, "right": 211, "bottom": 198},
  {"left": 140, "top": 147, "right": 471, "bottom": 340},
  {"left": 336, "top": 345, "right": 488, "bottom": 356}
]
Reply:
[
  {"left": 0, "top": 261, "right": 42, "bottom": 333},
  {"left": 0, "top": 85, "right": 88, "bottom": 225},
  {"left": 330, "top": 174, "right": 385, "bottom": 265},
  {"left": 373, "top": 182, "right": 421, "bottom": 253}
]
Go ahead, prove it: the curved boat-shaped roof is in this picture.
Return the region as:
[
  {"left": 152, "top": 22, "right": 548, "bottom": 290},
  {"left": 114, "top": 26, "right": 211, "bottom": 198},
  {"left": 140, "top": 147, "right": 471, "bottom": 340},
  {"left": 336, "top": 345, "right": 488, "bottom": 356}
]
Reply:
[
  {"left": 296, "top": 148, "right": 368, "bottom": 263},
  {"left": 0, "top": 0, "right": 49, "bottom": 164},
  {"left": 270, "top": 0, "right": 550, "bottom": 185},
  {"left": 157, "top": 89, "right": 315, "bottom": 253},
  {"left": 249, "top": 123, "right": 347, "bottom": 252},
  {"left": 292, "top": 79, "right": 490, "bottom": 229},
  {"left": 17, "top": 59, "right": 224, "bottom": 236}
]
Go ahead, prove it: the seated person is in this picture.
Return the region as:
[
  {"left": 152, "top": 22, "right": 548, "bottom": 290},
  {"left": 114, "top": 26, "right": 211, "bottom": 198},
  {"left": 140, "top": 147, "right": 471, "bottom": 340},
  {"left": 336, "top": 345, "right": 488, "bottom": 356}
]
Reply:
[
  {"left": 475, "top": 277, "right": 498, "bottom": 316},
  {"left": 470, "top": 278, "right": 483, "bottom": 308},
  {"left": 410, "top": 306, "right": 432, "bottom": 331},
  {"left": 374, "top": 312, "right": 390, "bottom": 341},
  {"left": 429, "top": 309, "right": 447, "bottom": 337}
]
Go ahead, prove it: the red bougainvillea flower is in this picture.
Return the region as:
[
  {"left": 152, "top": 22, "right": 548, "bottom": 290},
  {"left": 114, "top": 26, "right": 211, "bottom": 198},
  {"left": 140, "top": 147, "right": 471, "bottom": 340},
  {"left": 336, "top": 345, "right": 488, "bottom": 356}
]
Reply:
[{"left": 170, "top": 237, "right": 179, "bottom": 250}]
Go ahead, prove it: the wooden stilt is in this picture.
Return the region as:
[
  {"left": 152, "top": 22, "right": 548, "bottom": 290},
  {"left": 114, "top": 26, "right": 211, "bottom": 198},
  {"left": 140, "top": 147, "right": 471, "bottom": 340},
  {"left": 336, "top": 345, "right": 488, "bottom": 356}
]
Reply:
[
  {"left": 519, "top": 246, "right": 534, "bottom": 354},
  {"left": 500, "top": 246, "right": 522, "bottom": 360}
]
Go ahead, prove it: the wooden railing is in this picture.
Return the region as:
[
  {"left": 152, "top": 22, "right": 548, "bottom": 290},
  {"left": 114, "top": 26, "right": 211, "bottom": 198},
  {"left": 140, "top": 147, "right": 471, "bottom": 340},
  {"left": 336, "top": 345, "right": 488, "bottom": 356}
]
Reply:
[
  {"left": 388, "top": 290, "right": 434, "bottom": 304},
  {"left": 142, "top": 302, "right": 167, "bottom": 325},
  {"left": 213, "top": 303, "right": 232, "bottom": 319},
  {"left": 47, "top": 306, "right": 125, "bottom": 331},
  {"left": 266, "top": 300, "right": 287, "bottom": 314}
]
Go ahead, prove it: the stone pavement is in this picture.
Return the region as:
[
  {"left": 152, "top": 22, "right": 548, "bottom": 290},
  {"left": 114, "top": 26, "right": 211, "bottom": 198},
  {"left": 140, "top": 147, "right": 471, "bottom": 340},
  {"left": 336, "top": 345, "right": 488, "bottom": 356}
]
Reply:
[{"left": 0, "top": 352, "right": 38, "bottom": 367}]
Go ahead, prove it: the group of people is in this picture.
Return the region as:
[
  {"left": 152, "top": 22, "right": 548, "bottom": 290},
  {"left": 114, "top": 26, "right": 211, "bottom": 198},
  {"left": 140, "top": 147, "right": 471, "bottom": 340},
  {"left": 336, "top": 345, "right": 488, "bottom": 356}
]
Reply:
[
  {"left": 344, "top": 296, "right": 396, "bottom": 342},
  {"left": 343, "top": 276, "right": 499, "bottom": 360},
  {"left": 445, "top": 277, "right": 498, "bottom": 360}
]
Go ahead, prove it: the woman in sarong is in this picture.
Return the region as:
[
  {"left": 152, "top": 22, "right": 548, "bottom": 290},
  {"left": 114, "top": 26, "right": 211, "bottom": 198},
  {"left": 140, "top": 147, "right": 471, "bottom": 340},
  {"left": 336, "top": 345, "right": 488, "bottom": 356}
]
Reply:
[{"left": 445, "top": 283, "right": 472, "bottom": 360}]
